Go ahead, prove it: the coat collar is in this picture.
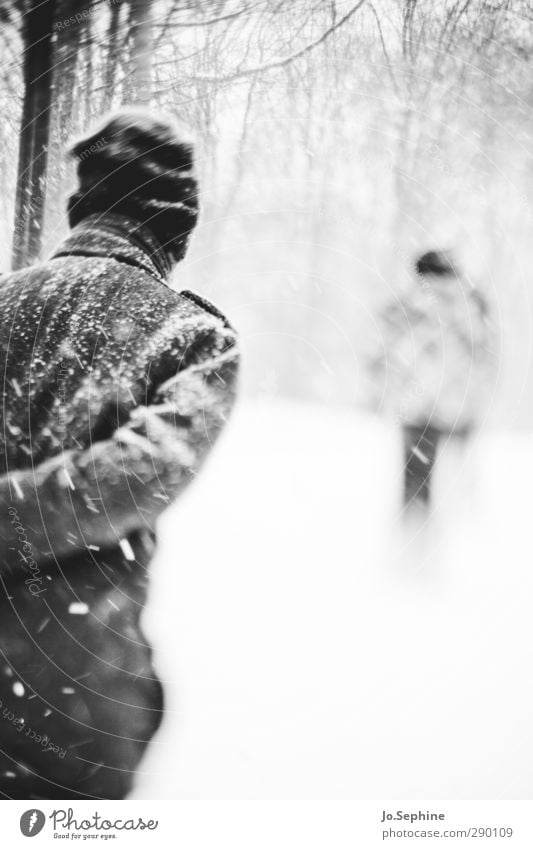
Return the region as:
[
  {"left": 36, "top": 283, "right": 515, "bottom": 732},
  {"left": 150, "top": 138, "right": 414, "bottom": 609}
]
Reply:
[{"left": 49, "top": 213, "right": 173, "bottom": 281}]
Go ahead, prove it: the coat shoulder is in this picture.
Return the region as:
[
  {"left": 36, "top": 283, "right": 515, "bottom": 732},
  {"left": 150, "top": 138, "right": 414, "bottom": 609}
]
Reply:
[{"left": 178, "top": 290, "right": 233, "bottom": 327}]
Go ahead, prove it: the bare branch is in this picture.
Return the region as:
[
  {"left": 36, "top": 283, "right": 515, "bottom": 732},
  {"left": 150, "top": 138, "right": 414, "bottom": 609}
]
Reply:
[
  {"left": 368, "top": 1, "right": 401, "bottom": 98},
  {"left": 161, "top": 3, "right": 262, "bottom": 29},
  {"left": 185, "top": 0, "right": 368, "bottom": 84}
]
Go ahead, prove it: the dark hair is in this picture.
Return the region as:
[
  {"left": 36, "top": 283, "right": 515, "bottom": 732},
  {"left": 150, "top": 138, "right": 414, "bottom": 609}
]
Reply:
[
  {"left": 415, "top": 250, "right": 457, "bottom": 278},
  {"left": 67, "top": 107, "right": 198, "bottom": 263}
]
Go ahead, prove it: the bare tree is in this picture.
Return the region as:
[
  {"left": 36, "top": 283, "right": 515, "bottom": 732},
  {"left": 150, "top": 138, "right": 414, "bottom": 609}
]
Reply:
[
  {"left": 102, "top": 0, "right": 124, "bottom": 110},
  {"left": 128, "top": 0, "right": 155, "bottom": 104},
  {"left": 43, "top": 0, "right": 91, "bottom": 251},
  {"left": 11, "top": 0, "right": 56, "bottom": 270}
]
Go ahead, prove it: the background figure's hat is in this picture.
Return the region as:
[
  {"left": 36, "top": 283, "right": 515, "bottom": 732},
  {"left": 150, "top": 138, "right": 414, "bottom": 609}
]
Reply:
[
  {"left": 415, "top": 249, "right": 457, "bottom": 277},
  {"left": 67, "top": 107, "right": 198, "bottom": 264}
]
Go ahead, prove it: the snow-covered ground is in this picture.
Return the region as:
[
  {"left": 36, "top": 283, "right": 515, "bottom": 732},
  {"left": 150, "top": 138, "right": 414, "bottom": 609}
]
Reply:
[{"left": 131, "top": 400, "right": 533, "bottom": 799}]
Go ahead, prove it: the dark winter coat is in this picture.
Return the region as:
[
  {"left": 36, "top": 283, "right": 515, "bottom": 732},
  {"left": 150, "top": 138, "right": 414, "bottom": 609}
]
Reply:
[{"left": 0, "top": 212, "right": 239, "bottom": 799}]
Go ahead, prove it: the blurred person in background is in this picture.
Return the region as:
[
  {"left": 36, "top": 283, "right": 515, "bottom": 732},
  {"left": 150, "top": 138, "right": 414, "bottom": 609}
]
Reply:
[{"left": 369, "top": 250, "right": 497, "bottom": 511}]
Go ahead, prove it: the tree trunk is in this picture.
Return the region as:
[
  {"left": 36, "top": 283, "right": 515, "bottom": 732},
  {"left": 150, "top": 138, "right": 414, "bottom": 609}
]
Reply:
[
  {"left": 43, "top": 0, "right": 87, "bottom": 254},
  {"left": 128, "top": 0, "right": 154, "bottom": 105},
  {"left": 103, "top": 0, "right": 123, "bottom": 111},
  {"left": 11, "top": 0, "right": 56, "bottom": 270}
]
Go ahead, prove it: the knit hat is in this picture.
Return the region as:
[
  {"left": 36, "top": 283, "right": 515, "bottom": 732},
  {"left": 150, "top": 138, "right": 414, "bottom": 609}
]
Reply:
[
  {"left": 415, "top": 250, "right": 457, "bottom": 278},
  {"left": 67, "top": 107, "right": 198, "bottom": 264}
]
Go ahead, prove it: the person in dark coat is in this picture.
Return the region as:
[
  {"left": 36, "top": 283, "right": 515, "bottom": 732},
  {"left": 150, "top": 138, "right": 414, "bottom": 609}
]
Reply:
[{"left": 0, "top": 109, "right": 239, "bottom": 799}]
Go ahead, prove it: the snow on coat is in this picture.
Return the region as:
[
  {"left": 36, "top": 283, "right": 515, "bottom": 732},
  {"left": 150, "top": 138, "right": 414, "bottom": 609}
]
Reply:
[
  {"left": 368, "top": 274, "right": 498, "bottom": 432},
  {"left": 0, "top": 212, "right": 239, "bottom": 799}
]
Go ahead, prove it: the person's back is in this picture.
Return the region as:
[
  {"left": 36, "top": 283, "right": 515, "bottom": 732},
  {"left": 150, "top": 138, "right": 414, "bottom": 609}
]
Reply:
[
  {"left": 0, "top": 109, "right": 239, "bottom": 799},
  {"left": 0, "top": 219, "right": 231, "bottom": 469}
]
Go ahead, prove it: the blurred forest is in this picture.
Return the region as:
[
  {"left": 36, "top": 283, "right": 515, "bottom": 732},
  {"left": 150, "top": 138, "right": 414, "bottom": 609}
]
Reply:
[{"left": 0, "top": 0, "right": 532, "bottom": 423}]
